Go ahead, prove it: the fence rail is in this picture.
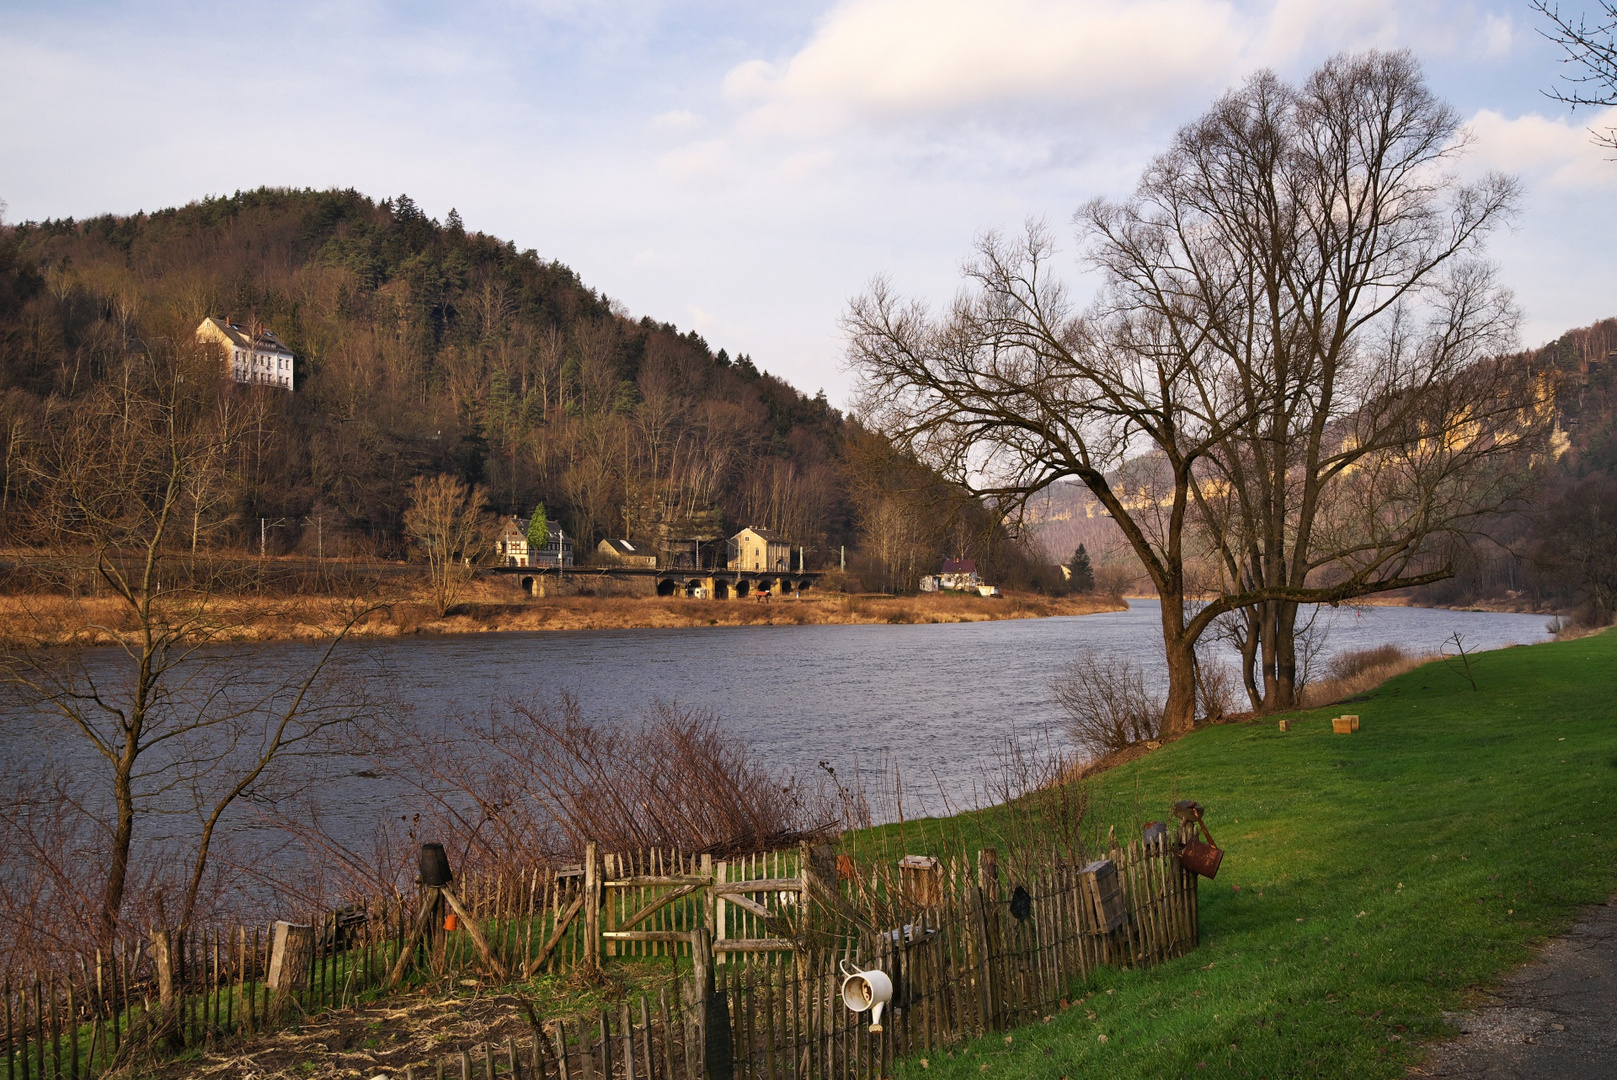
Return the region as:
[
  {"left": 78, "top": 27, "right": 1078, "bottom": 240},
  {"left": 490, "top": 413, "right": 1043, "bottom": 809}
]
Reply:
[{"left": 1, "top": 825, "right": 1200, "bottom": 1079}]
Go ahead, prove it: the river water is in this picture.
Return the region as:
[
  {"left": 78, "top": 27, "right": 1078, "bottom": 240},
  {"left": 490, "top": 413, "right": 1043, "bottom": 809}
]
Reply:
[{"left": 4, "top": 600, "right": 1552, "bottom": 853}]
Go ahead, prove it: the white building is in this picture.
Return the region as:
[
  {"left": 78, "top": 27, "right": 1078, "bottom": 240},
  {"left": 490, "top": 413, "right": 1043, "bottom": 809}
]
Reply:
[
  {"left": 496, "top": 516, "right": 530, "bottom": 567},
  {"left": 196, "top": 316, "right": 295, "bottom": 389}
]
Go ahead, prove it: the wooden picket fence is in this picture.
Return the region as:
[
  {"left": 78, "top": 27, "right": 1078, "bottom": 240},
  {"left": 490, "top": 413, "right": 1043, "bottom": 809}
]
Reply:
[{"left": 0, "top": 824, "right": 1201, "bottom": 1079}]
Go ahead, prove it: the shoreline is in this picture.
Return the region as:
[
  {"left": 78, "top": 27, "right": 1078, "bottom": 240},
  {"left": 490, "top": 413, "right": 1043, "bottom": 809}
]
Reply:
[{"left": 0, "top": 588, "right": 1129, "bottom": 649}]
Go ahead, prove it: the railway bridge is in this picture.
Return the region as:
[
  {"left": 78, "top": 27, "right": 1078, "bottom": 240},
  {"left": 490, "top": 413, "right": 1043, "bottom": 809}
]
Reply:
[{"left": 486, "top": 564, "right": 822, "bottom": 599}]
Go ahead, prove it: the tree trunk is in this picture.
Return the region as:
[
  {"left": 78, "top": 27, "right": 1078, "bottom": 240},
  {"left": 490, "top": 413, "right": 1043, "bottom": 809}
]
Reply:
[
  {"left": 1157, "top": 593, "right": 1198, "bottom": 738},
  {"left": 1271, "top": 600, "right": 1301, "bottom": 711},
  {"left": 98, "top": 758, "right": 137, "bottom": 944}
]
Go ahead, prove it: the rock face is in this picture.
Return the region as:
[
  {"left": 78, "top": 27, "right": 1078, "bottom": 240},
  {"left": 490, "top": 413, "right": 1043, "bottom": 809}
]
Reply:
[{"left": 1416, "top": 895, "right": 1617, "bottom": 1079}]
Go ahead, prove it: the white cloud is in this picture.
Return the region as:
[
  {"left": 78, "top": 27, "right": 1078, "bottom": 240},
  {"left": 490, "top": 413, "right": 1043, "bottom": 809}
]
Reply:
[
  {"left": 657, "top": 138, "right": 732, "bottom": 179},
  {"left": 722, "top": 0, "right": 1244, "bottom": 137},
  {"left": 1480, "top": 13, "right": 1514, "bottom": 58},
  {"left": 1468, "top": 107, "right": 1617, "bottom": 190},
  {"left": 649, "top": 109, "right": 702, "bottom": 133}
]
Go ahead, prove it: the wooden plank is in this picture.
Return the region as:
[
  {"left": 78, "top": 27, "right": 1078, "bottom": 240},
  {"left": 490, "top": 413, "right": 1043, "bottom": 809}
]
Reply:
[
  {"left": 604, "top": 876, "right": 712, "bottom": 888},
  {"left": 712, "top": 939, "right": 798, "bottom": 953},
  {"left": 711, "top": 879, "right": 801, "bottom": 896},
  {"left": 602, "top": 931, "right": 696, "bottom": 943},
  {"left": 720, "top": 894, "right": 774, "bottom": 920}
]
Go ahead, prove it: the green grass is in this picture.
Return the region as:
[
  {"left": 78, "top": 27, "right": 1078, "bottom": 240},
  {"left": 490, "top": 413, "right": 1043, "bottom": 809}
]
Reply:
[{"left": 888, "top": 629, "right": 1617, "bottom": 1080}]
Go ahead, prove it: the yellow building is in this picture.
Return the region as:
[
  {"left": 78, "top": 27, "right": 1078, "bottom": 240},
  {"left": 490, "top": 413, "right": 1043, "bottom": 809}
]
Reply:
[{"left": 728, "top": 527, "right": 792, "bottom": 572}]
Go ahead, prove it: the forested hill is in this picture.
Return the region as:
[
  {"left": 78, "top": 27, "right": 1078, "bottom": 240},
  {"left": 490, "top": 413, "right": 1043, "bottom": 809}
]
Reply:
[{"left": 0, "top": 187, "right": 860, "bottom": 564}]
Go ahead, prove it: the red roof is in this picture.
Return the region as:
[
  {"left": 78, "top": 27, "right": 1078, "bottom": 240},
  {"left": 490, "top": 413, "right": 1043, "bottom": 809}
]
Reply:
[{"left": 941, "top": 559, "right": 975, "bottom": 574}]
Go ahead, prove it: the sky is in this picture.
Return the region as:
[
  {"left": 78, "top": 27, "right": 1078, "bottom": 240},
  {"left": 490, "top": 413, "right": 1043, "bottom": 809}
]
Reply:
[{"left": 2, "top": 0, "right": 1615, "bottom": 405}]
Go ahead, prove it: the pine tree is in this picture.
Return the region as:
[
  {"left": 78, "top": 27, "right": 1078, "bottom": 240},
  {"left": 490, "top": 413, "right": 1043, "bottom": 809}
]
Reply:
[
  {"left": 1067, "top": 544, "right": 1095, "bottom": 593},
  {"left": 526, "top": 504, "right": 550, "bottom": 553}
]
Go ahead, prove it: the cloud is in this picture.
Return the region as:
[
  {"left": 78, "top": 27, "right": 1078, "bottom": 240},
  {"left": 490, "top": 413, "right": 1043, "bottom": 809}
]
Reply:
[
  {"left": 649, "top": 109, "right": 702, "bottom": 133},
  {"left": 1480, "top": 12, "right": 1514, "bottom": 58},
  {"left": 657, "top": 138, "right": 732, "bottom": 179},
  {"left": 722, "top": 0, "right": 1244, "bottom": 137},
  {"left": 1467, "top": 107, "right": 1617, "bottom": 190}
]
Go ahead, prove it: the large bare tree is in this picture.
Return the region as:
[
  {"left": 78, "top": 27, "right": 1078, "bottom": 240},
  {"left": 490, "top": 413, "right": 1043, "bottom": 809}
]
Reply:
[
  {"left": 848, "top": 51, "right": 1546, "bottom": 735},
  {"left": 402, "top": 473, "right": 500, "bottom": 616}
]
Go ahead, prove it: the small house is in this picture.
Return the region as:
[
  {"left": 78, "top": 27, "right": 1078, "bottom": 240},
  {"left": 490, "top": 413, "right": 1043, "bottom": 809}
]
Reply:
[
  {"left": 596, "top": 538, "right": 657, "bottom": 568},
  {"left": 196, "top": 316, "right": 295, "bottom": 389},
  {"left": 531, "top": 526, "right": 574, "bottom": 568},
  {"left": 939, "top": 558, "right": 981, "bottom": 591},
  {"left": 496, "top": 517, "right": 530, "bottom": 567},
  {"left": 728, "top": 526, "right": 793, "bottom": 572}
]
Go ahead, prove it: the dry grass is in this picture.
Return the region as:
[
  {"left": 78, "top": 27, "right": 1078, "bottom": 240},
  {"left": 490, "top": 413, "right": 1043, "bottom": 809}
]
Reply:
[
  {"left": 0, "top": 586, "right": 1124, "bottom": 649},
  {"left": 1296, "top": 643, "right": 1436, "bottom": 708}
]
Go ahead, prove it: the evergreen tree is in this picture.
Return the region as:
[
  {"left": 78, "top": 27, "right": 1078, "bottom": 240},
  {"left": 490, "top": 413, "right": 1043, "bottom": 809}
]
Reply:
[
  {"left": 526, "top": 504, "right": 550, "bottom": 553},
  {"left": 1067, "top": 544, "right": 1095, "bottom": 593}
]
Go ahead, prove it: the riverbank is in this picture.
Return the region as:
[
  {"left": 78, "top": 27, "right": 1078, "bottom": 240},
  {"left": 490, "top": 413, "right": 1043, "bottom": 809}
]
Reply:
[
  {"left": 126, "top": 627, "right": 1615, "bottom": 1080},
  {"left": 0, "top": 585, "right": 1126, "bottom": 649},
  {"left": 882, "top": 627, "right": 1617, "bottom": 1079}
]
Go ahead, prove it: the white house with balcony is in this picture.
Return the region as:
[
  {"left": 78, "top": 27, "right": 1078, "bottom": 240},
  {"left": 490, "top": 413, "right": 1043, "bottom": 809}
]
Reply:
[{"left": 196, "top": 316, "right": 295, "bottom": 389}]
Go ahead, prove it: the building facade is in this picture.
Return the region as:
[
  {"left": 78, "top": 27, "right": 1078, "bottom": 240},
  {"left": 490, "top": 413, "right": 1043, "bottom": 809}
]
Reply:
[
  {"left": 728, "top": 526, "right": 792, "bottom": 572},
  {"left": 196, "top": 316, "right": 295, "bottom": 389},
  {"left": 496, "top": 517, "right": 530, "bottom": 567}
]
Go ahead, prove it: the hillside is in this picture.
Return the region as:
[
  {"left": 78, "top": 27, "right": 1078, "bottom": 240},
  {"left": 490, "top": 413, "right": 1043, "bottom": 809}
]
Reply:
[
  {"left": 0, "top": 188, "right": 1054, "bottom": 589},
  {"left": 1022, "top": 318, "right": 1617, "bottom": 619}
]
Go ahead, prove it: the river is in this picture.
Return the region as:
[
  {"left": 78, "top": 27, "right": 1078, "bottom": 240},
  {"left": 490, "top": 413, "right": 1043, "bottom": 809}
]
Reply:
[{"left": 3, "top": 600, "right": 1552, "bottom": 856}]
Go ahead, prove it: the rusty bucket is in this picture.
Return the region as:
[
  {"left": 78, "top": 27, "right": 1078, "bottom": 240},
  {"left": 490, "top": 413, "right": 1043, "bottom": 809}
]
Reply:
[{"left": 1176, "top": 805, "right": 1225, "bottom": 879}]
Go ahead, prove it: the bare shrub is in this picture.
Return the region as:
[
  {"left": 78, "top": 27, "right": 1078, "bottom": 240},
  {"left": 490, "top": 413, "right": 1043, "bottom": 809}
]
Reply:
[
  {"left": 365, "top": 696, "right": 831, "bottom": 884},
  {"left": 1193, "top": 654, "right": 1239, "bottom": 723},
  {"left": 1053, "top": 655, "right": 1162, "bottom": 756}
]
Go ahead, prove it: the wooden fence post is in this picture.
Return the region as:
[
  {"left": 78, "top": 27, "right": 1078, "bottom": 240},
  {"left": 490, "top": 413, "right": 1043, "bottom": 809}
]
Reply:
[{"left": 584, "top": 841, "right": 601, "bottom": 972}]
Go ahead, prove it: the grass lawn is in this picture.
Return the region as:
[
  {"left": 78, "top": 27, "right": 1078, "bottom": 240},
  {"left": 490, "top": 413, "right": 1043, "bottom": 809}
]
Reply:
[{"left": 886, "top": 628, "right": 1617, "bottom": 1080}]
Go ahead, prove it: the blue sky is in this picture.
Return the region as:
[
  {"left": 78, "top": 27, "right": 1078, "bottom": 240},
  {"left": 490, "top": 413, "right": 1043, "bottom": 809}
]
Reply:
[{"left": 3, "top": 1, "right": 1614, "bottom": 403}]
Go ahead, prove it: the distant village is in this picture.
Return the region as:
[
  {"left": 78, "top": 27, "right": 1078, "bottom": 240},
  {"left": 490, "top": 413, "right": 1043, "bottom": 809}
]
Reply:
[{"left": 193, "top": 314, "right": 1029, "bottom": 601}]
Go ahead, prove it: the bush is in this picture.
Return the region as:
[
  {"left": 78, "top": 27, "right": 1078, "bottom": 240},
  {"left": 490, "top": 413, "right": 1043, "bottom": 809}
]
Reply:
[{"left": 1053, "top": 654, "right": 1162, "bottom": 756}]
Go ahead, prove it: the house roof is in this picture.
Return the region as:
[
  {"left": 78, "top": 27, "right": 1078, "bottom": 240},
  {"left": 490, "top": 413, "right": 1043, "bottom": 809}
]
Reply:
[
  {"left": 598, "top": 538, "right": 648, "bottom": 556},
  {"left": 734, "top": 526, "right": 789, "bottom": 543},
  {"left": 942, "top": 558, "right": 976, "bottom": 574},
  {"left": 199, "top": 316, "right": 294, "bottom": 355}
]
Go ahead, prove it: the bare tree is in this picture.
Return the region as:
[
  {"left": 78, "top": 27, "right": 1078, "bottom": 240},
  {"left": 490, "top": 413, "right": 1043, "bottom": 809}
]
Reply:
[
  {"left": 1535, "top": 1, "right": 1617, "bottom": 150},
  {"left": 402, "top": 473, "right": 500, "bottom": 616},
  {"left": 1161, "top": 52, "right": 1537, "bottom": 710},
  {"left": 1, "top": 336, "right": 380, "bottom": 948},
  {"left": 848, "top": 51, "right": 1543, "bottom": 735}
]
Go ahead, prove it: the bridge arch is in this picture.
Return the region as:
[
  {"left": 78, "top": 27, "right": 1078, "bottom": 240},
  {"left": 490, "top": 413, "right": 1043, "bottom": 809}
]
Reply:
[
  {"left": 734, "top": 579, "right": 751, "bottom": 598},
  {"left": 656, "top": 578, "right": 677, "bottom": 597},
  {"left": 713, "top": 579, "right": 731, "bottom": 599},
  {"left": 685, "top": 579, "right": 705, "bottom": 597}
]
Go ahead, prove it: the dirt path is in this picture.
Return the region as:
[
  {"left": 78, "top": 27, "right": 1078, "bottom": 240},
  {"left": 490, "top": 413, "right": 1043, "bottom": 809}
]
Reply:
[{"left": 1412, "top": 893, "right": 1617, "bottom": 1079}]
